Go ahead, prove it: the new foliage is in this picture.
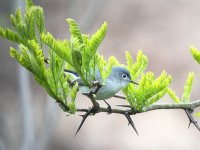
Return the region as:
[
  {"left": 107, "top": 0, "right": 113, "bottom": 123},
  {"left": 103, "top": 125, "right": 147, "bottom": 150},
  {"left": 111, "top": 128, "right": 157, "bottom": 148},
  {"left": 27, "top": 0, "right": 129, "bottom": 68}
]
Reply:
[{"left": 0, "top": 0, "right": 197, "bottom": 114}]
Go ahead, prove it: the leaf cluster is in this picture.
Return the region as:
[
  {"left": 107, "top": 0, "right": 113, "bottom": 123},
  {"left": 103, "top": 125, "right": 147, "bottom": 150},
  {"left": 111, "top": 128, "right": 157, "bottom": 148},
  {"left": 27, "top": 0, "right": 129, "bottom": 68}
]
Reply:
[
  {"left": 0, "top": 0, "right": 198, "bottom": 114},
  {"left": 42, "top": 19, "right": 107, "bottom": 86},
  {"left": 123, "top": 51, "right": 172, "bottom": 111},
  {"left": 0, "top": 0, "right": 77, "bottom": 113}
]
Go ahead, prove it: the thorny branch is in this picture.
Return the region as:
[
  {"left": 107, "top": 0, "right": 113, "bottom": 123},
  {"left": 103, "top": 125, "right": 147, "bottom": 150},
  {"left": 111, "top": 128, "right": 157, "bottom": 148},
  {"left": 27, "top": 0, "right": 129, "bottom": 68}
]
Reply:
[
  {"left": 60, "top": 95, "right": 200, "bottom": 135},
  {"left": 44, "top": 58, "right": 200, "bottom": 135}
]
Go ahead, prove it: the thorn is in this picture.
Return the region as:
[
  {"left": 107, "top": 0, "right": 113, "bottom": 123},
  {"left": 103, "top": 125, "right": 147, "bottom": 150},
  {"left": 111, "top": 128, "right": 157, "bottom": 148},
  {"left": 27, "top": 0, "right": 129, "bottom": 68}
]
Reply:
[
  {"left": 113, "top": 94, "right": 126, "bottom": 99},
  {"left": 79, "top": 114, "right": 85, "bottom": 118},
  {"left": 75, "top": 107, "right": 96, "bottom": 136},
  {"left": 116, "top": 105, "right": 131, "bottom": 108},
  {"left": 188, "top": 121, "right": 192, "bottom": 129},
  {"left": 185, "top": 109, "right": 200, "bottom": 132},
  {"left": 124, "top": 111, "right": 139, "bottom": 135}
]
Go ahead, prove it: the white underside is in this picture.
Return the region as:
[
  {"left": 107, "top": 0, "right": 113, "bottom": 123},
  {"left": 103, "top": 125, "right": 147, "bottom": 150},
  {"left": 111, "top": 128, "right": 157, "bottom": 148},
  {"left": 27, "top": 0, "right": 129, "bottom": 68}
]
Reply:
[{"left": 79, "top": 79, "right": 125, "bottom": 100}]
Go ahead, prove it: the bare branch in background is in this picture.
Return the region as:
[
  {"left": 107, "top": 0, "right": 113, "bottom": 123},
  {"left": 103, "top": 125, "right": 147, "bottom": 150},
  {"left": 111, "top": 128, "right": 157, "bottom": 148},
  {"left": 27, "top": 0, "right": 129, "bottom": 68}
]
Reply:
[
  {"left": 15, "top": 0, "right": 35, "bottom": 150},
  {"left": 36, "top": 97, "right": 58, "bottom": 150}
]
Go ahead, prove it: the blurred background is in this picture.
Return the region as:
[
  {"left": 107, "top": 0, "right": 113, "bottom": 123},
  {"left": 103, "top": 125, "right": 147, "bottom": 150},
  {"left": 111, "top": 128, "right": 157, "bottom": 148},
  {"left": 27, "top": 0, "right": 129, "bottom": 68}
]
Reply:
[{"left": 1, "top": 0, "right": 200, "bottom": 150}]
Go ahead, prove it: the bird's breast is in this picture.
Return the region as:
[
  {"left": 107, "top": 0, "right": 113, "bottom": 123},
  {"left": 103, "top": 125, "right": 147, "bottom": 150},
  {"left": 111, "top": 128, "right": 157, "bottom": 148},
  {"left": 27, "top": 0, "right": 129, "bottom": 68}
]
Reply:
[{"left": 95, "top": 81, "right": 122, "bottom": 100}]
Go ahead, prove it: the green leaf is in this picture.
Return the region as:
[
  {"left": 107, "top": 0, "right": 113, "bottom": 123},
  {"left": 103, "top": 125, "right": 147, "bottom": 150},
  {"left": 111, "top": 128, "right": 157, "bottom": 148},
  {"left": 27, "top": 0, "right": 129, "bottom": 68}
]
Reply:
[
  {"left": 72, "top": 50, "right": 82, "bottom": 73},
  {"left": 104, "top": 56, "right": 119, "bottom": 82},
  {"left": 126, "top": 51, "right": 134, "bottom": 68},
  {"left": 67, "top": 18, "right": 83, "bottom": 45},
  {"left": 70, "top": 82, "right": 78, "bottom": 102},
  {"left": 25, "top": 40, "right": 46, "bottom": 78},
  {"left": 49, "top": 49, "right": 65, "bottom": 95},
  {"left": 126, "top": 50, "right": 148, "bottom": 80},
  {"left": 35, "top": 7, "right": 45, "bottom": 34},
  {"left": 68, "top": 103, "right": 76, "bottom": 114},
  {"left": 182, "top": 72, "right": 194, "bottom": 103},
  {"left": 41, "top": 32, "right": 73, "bottom": 65},
  {"left": 10, "top": 14, "right": 17, "bottom": 27},
  {"left": 96, "top": 54, "right": 106, "bottom": 82},
  {"left": 195, "top": 112, "right": 200, "bottom": 117},
  {"left": 69, "top": 83, "right": 78, "bottom": 114},
  {"left": 190, "top": 46, "right": 200, "bottom": 64},
  {"left": 25, "top": 0, "right": 34, "bottom": 11},
  {"left": 145, "top": 88, "right": 167, "bottom": 106},
  {"left": 123, "top": 70, "right": 172, "bottom": 111},
  {"left": 86, "top": 21, "right": 107, "bottom": 56},
  {"left": 167, "top": 87, "right": 181, "bottom": 103},
  {"left": 10, "top": 47, "right": 17, "bottom": 58},
  {"left": 15, "top": 8, "right": 23, "bottom": 25},
  {"left": 0, "top": 27, "right": 22, "bottom": 43},
  {"left": 80, "top": 22, "right": 107, "bottom": 85},
  {"left": 13, "top": 8, "right": 29, "bottom": 40},
  {"left": 25, "top": 6, "right": 36, "bottom": 40}
]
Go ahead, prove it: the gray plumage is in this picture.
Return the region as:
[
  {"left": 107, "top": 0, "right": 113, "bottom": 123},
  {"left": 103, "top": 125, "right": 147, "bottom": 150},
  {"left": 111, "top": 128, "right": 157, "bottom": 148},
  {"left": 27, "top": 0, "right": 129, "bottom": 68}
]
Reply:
[{"left": 66, "top": 66, "right": 136, "bottom": 100}]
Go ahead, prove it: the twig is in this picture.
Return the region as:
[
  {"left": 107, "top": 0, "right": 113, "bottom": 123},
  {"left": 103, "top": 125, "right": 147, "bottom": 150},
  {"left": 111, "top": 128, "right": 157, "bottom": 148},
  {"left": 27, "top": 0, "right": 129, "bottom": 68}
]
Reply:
[
  {"left": 142, "top": 101, "right": 200, "bottom": 112},
  {"left": 75, "top": 100, "right": 200, "bottom": 134},
  {"left": 76, "top": 100, "right": 200, "bottom": 114},
  {"left": 113, "top": 94, "right": 126, "bottom": 99}
]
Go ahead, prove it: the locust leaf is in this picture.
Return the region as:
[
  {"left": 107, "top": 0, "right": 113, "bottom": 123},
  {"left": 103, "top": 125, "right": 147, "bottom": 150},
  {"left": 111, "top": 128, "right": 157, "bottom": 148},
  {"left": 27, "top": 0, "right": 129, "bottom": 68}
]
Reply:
[
  {"left": 195, "top": 112, "right": 200, "bottom": 117},
  {"left": 123, "top": 70, "right": 172, "bottom": 111},
  {"left": 182, "top": 72, "right": 194, "bottom": 103},
  {"left": 190, "top": 46, "right": 200, "bottom": 64},
  {"left": 67, "top": 18, "right": 84, "bottom": 45},
  {"left": 0, "top": 27, "right": 22, "bottom": 43},
  {"left": 35, "top": 7, "right": 46, "bottom": 34},
  {"left": 69, "top": 83, "right": 78, "bottom": 114},
  {"left": 167, "top": 87, "right": 181, "bottom": 103},
  {"left": 41, "top": 32, "right": 73, "bottom": 65},
  {"left": 126, "top": 50, "right": 148, "bottom": 81},
  {"left": 25, "top": 6, "right": 36, "bottom": 40}
]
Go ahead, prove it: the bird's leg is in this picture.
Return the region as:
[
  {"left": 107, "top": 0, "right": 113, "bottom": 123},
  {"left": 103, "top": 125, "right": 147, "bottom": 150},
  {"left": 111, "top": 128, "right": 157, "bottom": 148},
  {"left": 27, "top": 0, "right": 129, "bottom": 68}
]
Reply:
[{"left": 103, "top": 100, "right": 112, "bottom": 114}]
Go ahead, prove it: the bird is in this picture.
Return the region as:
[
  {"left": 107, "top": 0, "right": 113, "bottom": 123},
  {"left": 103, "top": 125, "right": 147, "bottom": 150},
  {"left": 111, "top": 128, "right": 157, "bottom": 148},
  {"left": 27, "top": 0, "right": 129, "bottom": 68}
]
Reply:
[
  {"left": 65, "top": 66, "right": 138, "bottom": 100},
  {"left": 66, "top": 66, "right": 139, "bottom": 135}
]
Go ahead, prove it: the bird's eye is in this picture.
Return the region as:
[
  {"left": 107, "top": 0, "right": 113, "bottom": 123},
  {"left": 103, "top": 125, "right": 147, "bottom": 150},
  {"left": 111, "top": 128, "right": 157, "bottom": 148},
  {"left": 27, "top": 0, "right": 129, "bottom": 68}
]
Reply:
[{"left": 122, "top": 74, "right": 127, "bottom": 79}]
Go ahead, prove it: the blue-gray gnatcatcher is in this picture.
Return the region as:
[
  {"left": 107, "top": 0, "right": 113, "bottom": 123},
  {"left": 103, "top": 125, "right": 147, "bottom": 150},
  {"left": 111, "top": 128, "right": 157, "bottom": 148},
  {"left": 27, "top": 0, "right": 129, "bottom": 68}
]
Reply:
[
  {"left": 66, "top": 66, "right": 138, "bottom": 100},
  {"left": 68, "top": 66, "right": 139, "bottom": 135}
]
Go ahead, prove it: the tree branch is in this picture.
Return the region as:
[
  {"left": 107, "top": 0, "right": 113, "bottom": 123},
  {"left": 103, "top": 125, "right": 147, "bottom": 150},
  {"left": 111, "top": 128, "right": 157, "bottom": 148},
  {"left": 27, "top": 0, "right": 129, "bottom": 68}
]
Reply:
[
  {"left": 77, "top": 100, "right": 200, "bottom": 114},
  {"left": 72, "top": 99, "right": 200, "bottom": 135},
  {"left": 44, "top": 59, "right": 200, "bottom": 134},
  {"left": 142, "top": 100, "right": 200, "bottom": 112}
]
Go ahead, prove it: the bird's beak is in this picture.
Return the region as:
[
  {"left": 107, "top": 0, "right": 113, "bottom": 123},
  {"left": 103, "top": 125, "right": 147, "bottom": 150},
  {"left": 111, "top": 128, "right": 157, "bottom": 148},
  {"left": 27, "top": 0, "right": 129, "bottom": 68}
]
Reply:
[{"left": 130, "top": 80, "right": 139, "bottom": 85}]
